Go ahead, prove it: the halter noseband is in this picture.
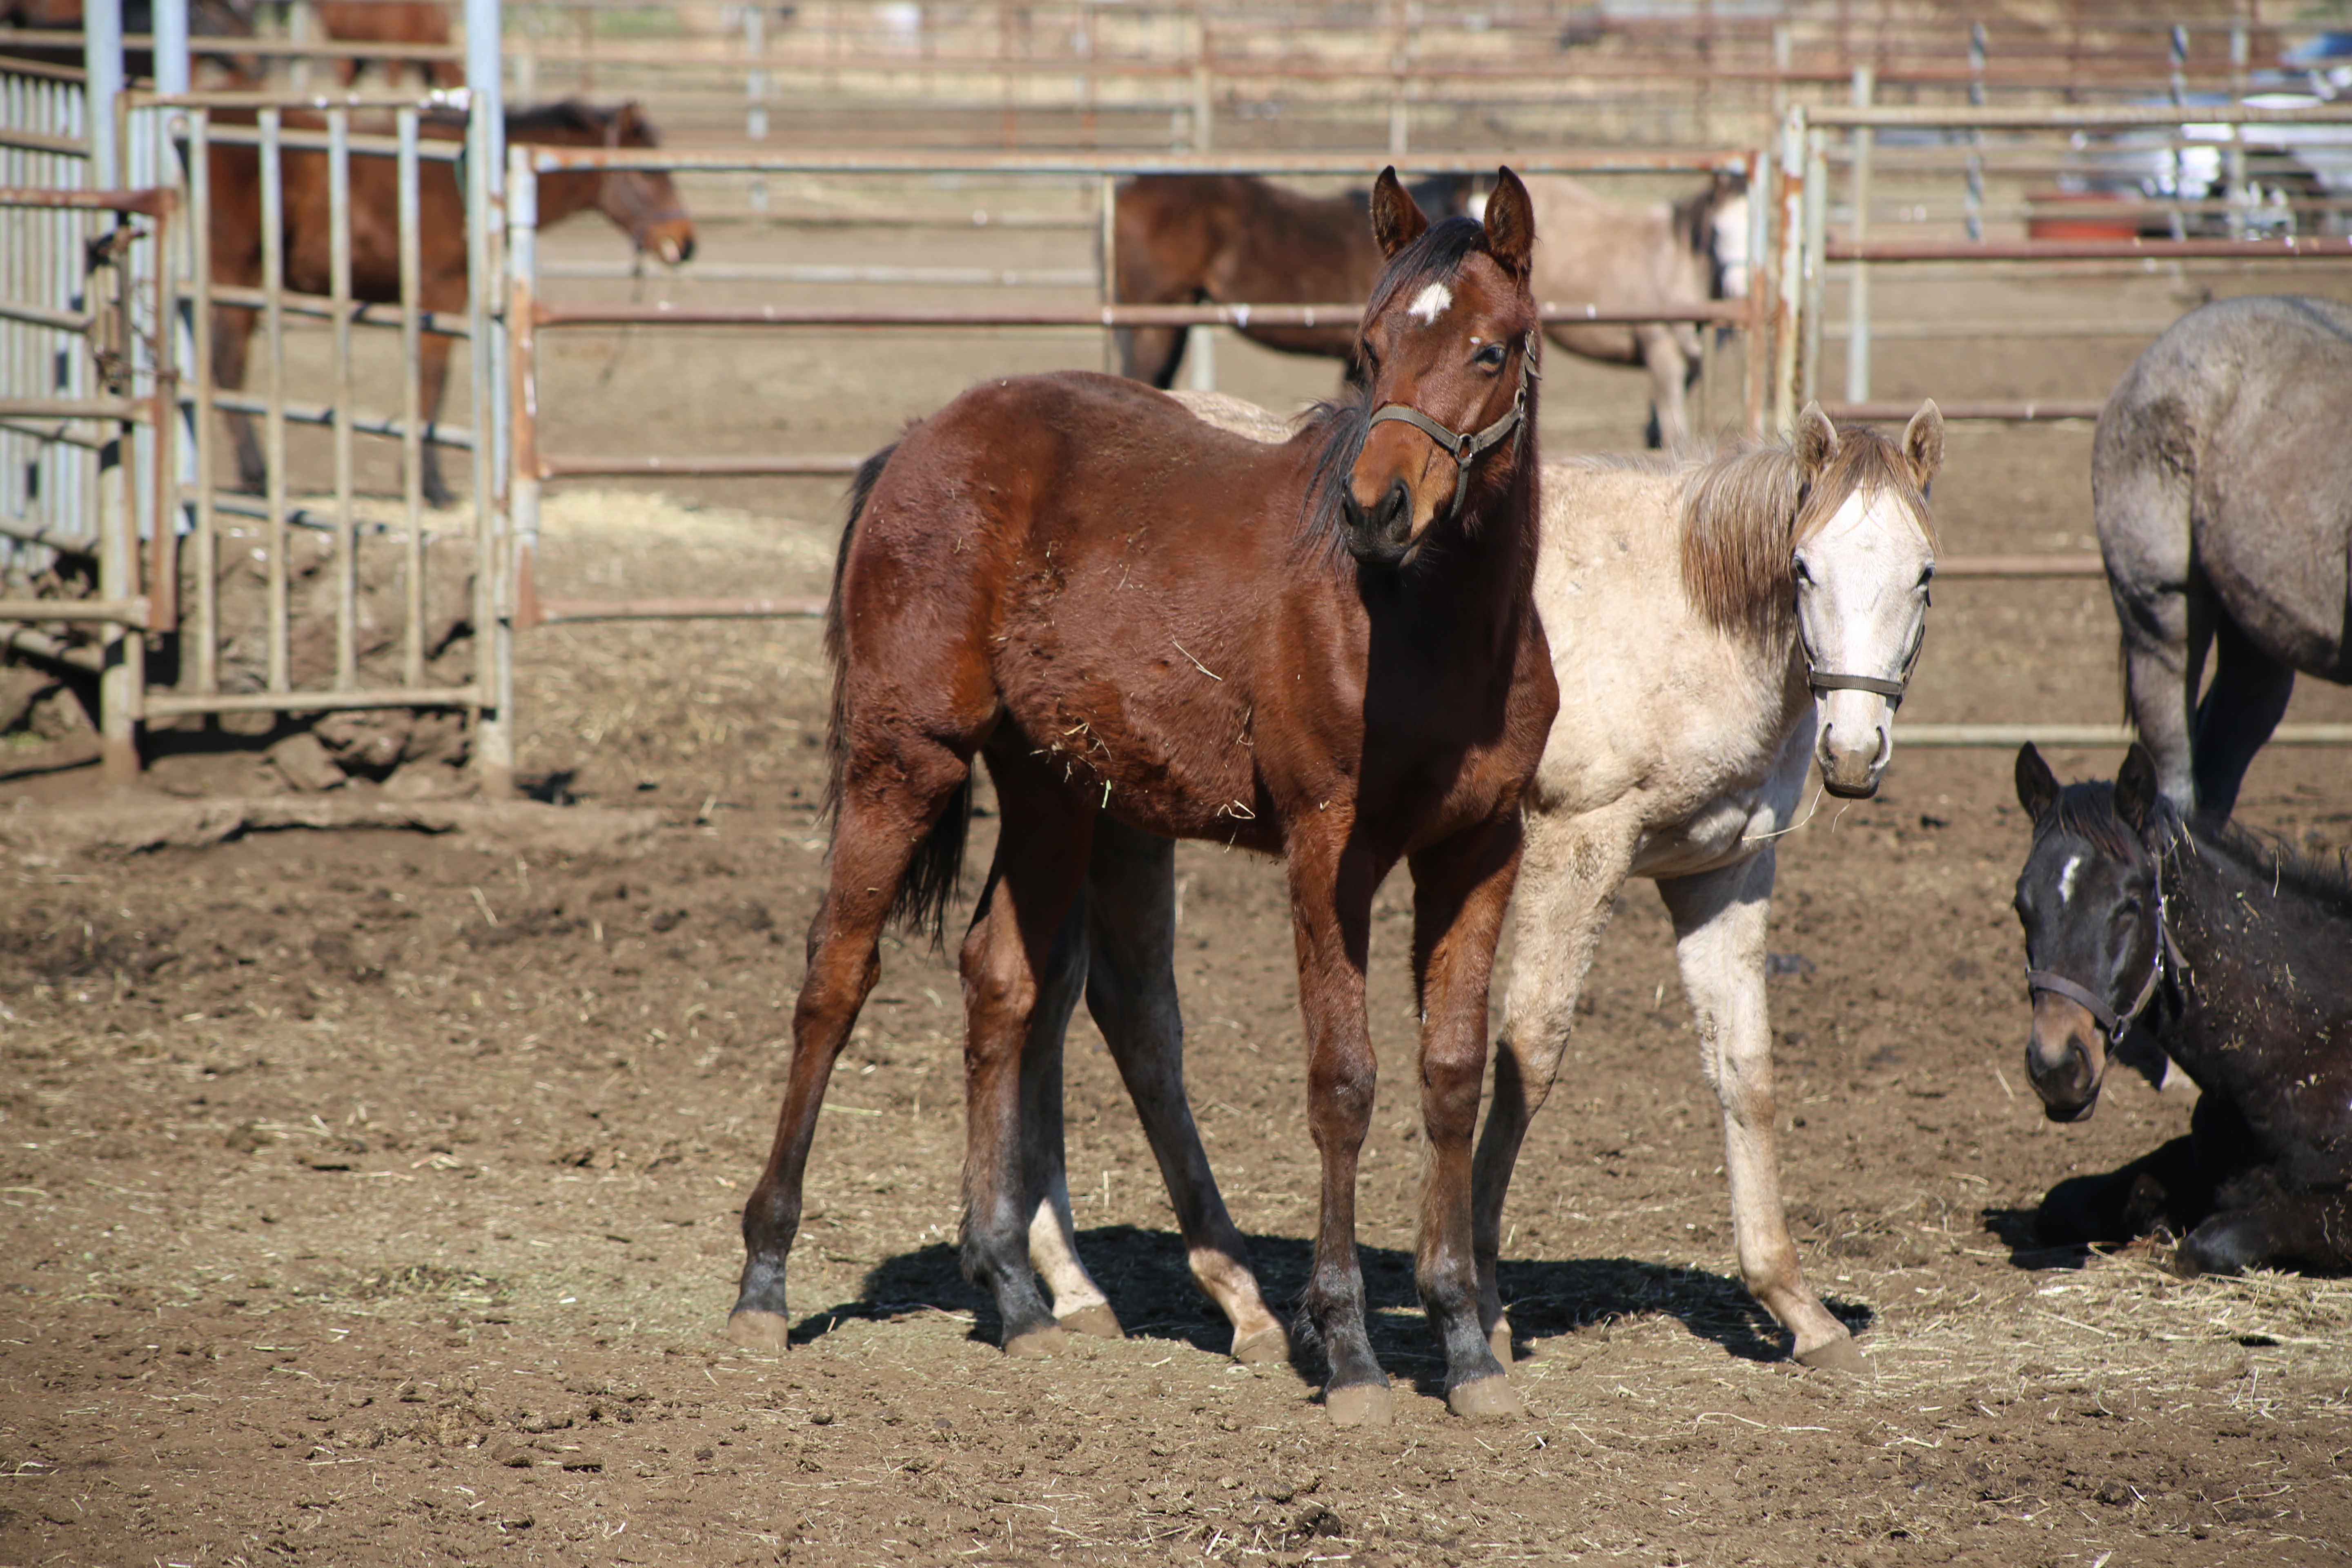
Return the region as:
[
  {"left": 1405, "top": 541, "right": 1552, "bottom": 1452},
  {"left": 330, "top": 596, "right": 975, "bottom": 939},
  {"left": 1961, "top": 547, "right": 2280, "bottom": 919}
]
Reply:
[
  {"left": 1363, "top": 329, "right": 1539, "bottom": 523},
  {"left": 2024, "top": 842, "right": 2184, "bottom": 1097},
  {"left": 1804, "top": 608, "right": 1925, "bottom": 706}
]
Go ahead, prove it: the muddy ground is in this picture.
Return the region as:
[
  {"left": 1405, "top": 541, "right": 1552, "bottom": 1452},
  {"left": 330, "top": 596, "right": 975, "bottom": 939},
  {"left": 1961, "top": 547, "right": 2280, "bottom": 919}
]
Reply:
[{"left": 4, "top": 196, "right": 2352, "bottom": 1566}]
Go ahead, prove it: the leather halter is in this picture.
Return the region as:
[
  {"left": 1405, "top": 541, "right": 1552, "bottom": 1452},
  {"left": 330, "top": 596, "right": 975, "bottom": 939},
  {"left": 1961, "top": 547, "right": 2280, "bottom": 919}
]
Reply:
[
  {"left": 2024, "top": 844, "right": 2184, "bottom": 1097},
  {"left": 1363, "top": 329, "right": 1539, "bottom": 523},
  {"left": 1802, "top": 591, "right": 1926, "bottom": 706}
]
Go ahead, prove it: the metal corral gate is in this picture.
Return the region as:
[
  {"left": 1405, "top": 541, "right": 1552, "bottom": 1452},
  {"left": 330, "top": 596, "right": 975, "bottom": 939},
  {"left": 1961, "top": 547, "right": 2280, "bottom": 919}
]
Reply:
[
  {"left": 1768, "top": 97, "right": 2352, "bottom": 752},
  {"left": 501, "top": 145, "right": 1765, "bottom": 634},
  {"left": 0, "top": 0, "right": 526, "bottom": 788}
]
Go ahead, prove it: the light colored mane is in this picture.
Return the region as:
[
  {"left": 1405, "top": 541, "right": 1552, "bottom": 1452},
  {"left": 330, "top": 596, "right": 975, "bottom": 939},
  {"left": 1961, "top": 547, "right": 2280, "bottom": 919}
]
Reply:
[{"left": 1668, "top": 427, "right": 1936, "bottom": 638}]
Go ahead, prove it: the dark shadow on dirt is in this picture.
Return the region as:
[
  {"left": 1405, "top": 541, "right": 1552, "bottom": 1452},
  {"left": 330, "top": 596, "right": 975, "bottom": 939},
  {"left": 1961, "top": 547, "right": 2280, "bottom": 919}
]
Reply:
[
  {"left": 841, "top": 1229, "right": 1878, "bottom": 1390},
  {"left": 1981, "top": 1204, "right": 2099, "bottom": 1271}
]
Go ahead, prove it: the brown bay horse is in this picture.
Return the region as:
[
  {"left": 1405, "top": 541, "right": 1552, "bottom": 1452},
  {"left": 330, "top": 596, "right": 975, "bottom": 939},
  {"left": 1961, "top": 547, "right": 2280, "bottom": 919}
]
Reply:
[
  {"left": 208, "top": 99, "right": 694, "bottom": 508},
  {"left": 730, "top": 170, "right": 1557, "bottom": 1427},
  {"left": 1112, "top": 170, "right": 1469, "bottom": 389}
]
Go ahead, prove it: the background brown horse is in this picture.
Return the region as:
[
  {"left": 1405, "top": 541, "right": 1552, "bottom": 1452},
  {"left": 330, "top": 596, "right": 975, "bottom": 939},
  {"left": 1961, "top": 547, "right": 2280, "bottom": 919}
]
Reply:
[
  {"left": 1111, "top": 170, "right": 1469, "bottom": 388},
  {"left": 207, "top": 99, "right": 695, "bottom": 509},
  {"left": 729, "top": 170, "right": 1557, "bottom": 1428},
  {"left": 313, "top": 0, "right": 462, "bottom": 89}
]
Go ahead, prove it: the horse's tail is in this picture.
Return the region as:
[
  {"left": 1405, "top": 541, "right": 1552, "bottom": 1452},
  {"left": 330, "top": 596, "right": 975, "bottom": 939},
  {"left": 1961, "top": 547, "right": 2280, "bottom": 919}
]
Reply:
[{"left": 821, "top": 441, "right": 971, "bottom": 947}]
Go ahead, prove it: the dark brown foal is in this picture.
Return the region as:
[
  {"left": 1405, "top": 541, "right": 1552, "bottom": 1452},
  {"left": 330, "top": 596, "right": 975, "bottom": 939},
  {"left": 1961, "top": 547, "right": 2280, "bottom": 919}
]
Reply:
[{"left": 729, "top": 169, "right": 1556, "bottom": 1425}]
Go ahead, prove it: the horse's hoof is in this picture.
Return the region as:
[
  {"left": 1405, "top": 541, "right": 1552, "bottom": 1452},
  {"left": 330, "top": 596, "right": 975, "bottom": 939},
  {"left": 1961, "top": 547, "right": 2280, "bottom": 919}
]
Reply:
[
  {"left": 1323, "top": 1383, "right": 1393, "bottom": 1428},
  {"left": 1448, "top": 1373, "right": 1524, "bottom": 1421},
  {"left": 1794, "top": 1334, "right": 1869, "bottom": 1374},
  {"left": 1004, "top": 1323, "right": 1070, "bottom": 1360},
  {"left": 725, "top": 1310, "right": 793, "bottom": 1354},
  {"left": 1487, "top": 1323, "right": 1515, "bottom": 1367},
  {"left": 1058, "top": 1303, "right": 1123, "bottom": 1340},
  {"left": 1231, "top": 1326, "right": 1290, "bottom": 1365}
]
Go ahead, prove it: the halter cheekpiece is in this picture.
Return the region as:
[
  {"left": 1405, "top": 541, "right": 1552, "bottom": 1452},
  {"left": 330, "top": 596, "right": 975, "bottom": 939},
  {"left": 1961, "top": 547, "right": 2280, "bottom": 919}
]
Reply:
[{"left": 1363, "top": 328, "right": 1540, "bottom": 523}]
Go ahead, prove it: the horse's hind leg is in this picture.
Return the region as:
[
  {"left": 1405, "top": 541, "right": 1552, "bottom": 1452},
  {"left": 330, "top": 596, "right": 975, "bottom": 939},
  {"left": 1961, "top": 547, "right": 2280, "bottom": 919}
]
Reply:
[
  {"left": 2191, "top": 612, "right": 2296, "bottom": 820},
  {"left": 959, "top": 746, "right": 1095, "bottom": 1357},
  {"left": 1082, "top": 817, "right": 1288, "bottom": 1362},
  {"left": 727, "top": 754, "right": 973, "bottom": 1352},
  {"left": 1659, "top": 850, "right": 1862, "bottom": 1371},
  {"left": 2178, "top": 1189, "right": 2352, "bottom": 1276},
  {"left": 209, "top": 303, "right": 267, "bottom": 493},
  {"left": 1014, "top": 882, "right": 1125, "bottom": 1340},
  {"left": 2100, "top": 440, "right": 2209, "bottom": 809},
  {"left": 1472, "top": 807, "right": 1638, "bottom": 1364},
  {"left": 1637, "top": 325, "right": 1690, "bottom": 450}
]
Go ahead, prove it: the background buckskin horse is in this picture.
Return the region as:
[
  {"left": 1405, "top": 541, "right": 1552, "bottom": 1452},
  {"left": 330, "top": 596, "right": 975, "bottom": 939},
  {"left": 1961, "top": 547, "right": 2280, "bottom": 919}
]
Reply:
[{"left": 206, "top": 99, "right": 695, "bottom": 509}]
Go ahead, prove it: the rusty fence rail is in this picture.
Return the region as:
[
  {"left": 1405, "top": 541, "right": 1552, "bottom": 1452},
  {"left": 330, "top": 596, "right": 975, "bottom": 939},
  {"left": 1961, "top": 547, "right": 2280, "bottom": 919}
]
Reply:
[{"left": 506, "top": 143, "right": 1769, "bottom": 635}]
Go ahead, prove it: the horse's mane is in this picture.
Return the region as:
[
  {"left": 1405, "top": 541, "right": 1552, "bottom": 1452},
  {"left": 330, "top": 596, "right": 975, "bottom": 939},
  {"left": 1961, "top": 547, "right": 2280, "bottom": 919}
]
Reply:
[
  {"left": 506, "top": 99, "right": 656, "bottom": 144},
  {"left": 1298, "top": 215, "right": 1508, "bottom": 552},
  {"left": 1673, "top": 423, "right": 1935, "bottom": 638},
  {"left": 2045, "top": 780, "right": 2352, "bottom": 914}
]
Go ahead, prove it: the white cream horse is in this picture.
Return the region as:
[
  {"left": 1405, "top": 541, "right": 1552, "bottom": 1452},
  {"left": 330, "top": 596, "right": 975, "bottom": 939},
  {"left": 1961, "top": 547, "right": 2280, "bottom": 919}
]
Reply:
[
  {"left": 1011, "top": 390, "right": 1942, "bottom": 1383},
  {"left": 1475, "top": 173, "right": 1747, "bottom": 449}
]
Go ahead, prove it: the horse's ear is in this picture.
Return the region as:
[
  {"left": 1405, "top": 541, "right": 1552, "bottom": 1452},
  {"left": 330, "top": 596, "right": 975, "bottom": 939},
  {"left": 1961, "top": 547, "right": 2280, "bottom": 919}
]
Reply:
[
  {"left": 2015, "top": 743, "right": 2060, "bottom": 824},
  {"left": 1794, "top": 401, "right": 1839, "bottom": 480},
  {"left": 2116, "top": 744, "right": 2160, "bottom": 835},
  {"left": 1370, "top": 168, "right": 1430, "bottom": 259},
  {"left": 1902, "top": 400, "right": 1944, "bottom": 490},
  {"left": 1482, "top": 167, "right": 1535, "bottom": 278}
]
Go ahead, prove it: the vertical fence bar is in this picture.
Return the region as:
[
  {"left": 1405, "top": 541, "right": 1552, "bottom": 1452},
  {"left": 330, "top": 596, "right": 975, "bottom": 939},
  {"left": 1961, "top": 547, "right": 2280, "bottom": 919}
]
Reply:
[
  {"left": 1771, "top": 105, "right": 1806, "bottom": 429},
  {"left": 1844, "top": 65, "right": 1873, "bottom": 404},
  {"left": 1098, "top": 170, "right": 1118, "bottom": 376},
  {"left": 506, "top": 152, "right": 539, "bottom": 639},
  {"left": 85, "top": 0, "right": 136, "bottom": 777},
  {"left": 189, "top": 106, "right": 217, "bottom": 694},
  {"left": 398, "top": 106, "right": 425, "bottom": 688},
  {"left": 1800, "top": 123, "right": 1827, "bottom": 416},
  {"left": 1742, "top": 146, "right": 1767, "bottom": 438},
  {"left": 464, "top": 0, "right": 511, "bottom": 793},
  {"left": 1964, "top": 22, "right": 1986, "bottom": 244},
  {"left": 260, "top": 106, "right": 288, "bottom": 693},
  {"left": 745, "top": 4, "right": 768, "bottom": 214},
  {"left": 328, "top": 105, "right": 356, "bottom": 689}
]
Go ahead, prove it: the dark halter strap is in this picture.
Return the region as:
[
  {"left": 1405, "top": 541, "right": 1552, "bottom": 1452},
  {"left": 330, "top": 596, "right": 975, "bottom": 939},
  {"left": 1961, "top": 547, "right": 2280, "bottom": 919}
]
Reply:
[
  {"left": 2023, "top": 845, "right": 2185, "bottom": 1098},
  {"left": 1804, "top": 600, "right": 1926, "bottom": 706},
  {"left": 1363, "top": 328, "right": 1539, "bottom": 522}
]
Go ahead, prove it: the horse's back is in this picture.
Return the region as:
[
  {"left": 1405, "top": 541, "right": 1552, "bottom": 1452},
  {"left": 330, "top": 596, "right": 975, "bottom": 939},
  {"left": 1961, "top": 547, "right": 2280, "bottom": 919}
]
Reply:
[
  {"left": 1520, "top": 176, "right": 1706, "bottom": 361},
  {"left": 2098, "top": 296, "right": 2352, "bottom": 672}
]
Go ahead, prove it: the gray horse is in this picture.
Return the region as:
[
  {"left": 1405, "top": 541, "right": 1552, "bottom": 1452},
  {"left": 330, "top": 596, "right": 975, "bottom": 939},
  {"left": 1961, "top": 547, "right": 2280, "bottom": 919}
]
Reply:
[{"left": 2096, "top": 295, "right": 2352, "bottom": 817}]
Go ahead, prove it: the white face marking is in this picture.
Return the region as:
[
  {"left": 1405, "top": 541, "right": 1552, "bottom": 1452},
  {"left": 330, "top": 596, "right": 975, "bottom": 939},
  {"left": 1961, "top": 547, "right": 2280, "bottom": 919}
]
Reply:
[
  {"left": 1408, "top": 281, "right": 1452, "bottom": 325},
  {"left": 2058, "top": 853, "right": 2082, "bottom": 905}
]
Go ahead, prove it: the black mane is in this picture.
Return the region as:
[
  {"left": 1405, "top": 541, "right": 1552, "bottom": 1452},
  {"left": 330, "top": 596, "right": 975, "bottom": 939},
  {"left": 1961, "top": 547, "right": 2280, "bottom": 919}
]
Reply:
[
  {"left": 2043, "top": 780, "right": 2352, "bottom": 914},
  {"left": 506, "top": 99, "right": 657, "bottom": 145},
  {"left": 1299, "top": 215, "right": 1502, "bottom": 552}
]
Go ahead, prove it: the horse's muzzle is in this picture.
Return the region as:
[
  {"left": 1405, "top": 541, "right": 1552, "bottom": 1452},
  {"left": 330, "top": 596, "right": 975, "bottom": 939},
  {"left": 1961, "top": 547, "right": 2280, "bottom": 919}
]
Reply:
[
  {"left": 645, "top": 222, "right": 697, "bottom": 267},
  {"left": 1342, "top": 479, "right": 1415, "bottom": 569},
  {"left": 2026, "top": 1005, "right": 2104, "bottom": 1123},
  {"left": 1817, "top": 718, "right": 1890, "bottom": 798}
]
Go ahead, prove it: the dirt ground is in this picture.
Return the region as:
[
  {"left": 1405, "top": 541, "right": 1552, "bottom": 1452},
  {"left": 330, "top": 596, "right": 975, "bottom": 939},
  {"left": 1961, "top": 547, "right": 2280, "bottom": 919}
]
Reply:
[{"left": 5, "top": 196, "right": 2352, "bottom": 1567}]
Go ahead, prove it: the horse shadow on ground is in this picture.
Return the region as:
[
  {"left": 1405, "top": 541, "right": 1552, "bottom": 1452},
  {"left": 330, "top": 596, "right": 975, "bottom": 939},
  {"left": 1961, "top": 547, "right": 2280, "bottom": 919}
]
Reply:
[
  {"left": 797, "top": 1227, "right": 1875, "bottom": 1399},
  {"left": 1980, "top": 1204, "right": 2101, "bottom": 1272}
]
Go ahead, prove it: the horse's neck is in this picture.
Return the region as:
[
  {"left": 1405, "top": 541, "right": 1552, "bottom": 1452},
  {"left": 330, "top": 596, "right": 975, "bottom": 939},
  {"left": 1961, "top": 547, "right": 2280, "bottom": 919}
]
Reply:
[
  {"left": 2157, "top": 824, "right": 2349, "bottom": 1079},
  {"left": 507, "top": 123, "right": 609, "bottom": 226}
]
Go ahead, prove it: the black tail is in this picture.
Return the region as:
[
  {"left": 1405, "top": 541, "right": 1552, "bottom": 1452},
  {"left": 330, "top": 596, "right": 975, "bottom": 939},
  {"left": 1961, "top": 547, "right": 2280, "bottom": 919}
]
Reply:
[{"left": 821, "top": 441, "right": 971, "bottom": 947}]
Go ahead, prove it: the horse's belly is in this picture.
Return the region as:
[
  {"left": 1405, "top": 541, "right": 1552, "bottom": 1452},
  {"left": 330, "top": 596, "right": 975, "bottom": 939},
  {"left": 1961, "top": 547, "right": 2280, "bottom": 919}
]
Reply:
[{"left": 1630, "top": 793, "right": 1776, "bottom": 880}]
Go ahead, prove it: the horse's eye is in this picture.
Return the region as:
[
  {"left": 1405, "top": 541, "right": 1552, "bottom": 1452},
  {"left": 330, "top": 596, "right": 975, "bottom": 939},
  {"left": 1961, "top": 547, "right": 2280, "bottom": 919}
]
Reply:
[
  {"left": 1474, "top": 342, "right": 1507, "bottom": 369},
  {"left": 1791, "top": 556, "right": 1813, "bottom": 584}
]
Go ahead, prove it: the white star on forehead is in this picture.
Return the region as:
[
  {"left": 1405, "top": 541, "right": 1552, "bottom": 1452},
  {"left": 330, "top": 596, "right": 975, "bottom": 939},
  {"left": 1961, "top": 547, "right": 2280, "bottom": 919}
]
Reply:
[{"left": 1407, "top": 281, "right": 1452, "bottom": 325}]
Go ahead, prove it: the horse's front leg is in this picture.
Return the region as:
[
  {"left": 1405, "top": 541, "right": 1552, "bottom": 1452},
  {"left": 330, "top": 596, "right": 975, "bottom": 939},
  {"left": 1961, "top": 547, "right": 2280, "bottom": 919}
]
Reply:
[
  {"left": 1410, "top": 813, "right": 1529, "bottom": 1418},
  {"left": 1288, "top": 841, "right": 1387, "bottom": 1425},
  {"left": 1083, "top": 817, "right": 1287, "bottom": 1362},
  {"left": 2178, "top": 1189, "right": 2352, "bottom": 1277},
  {"left": 1658, "top": 849, "right": 1862, "bottom": 1370},
  {"left": 209, "top": 303, "right": 267, "bottom": 494},
  {"left": 1472, "top": 806, "right": 1639, "bottom": 1363}
]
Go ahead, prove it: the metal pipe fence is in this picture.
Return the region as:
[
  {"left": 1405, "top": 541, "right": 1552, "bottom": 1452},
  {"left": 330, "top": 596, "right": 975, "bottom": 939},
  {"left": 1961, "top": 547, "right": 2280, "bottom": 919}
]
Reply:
[{"left": 504, "top": 143, "right": 1768, "bottom": 640}]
